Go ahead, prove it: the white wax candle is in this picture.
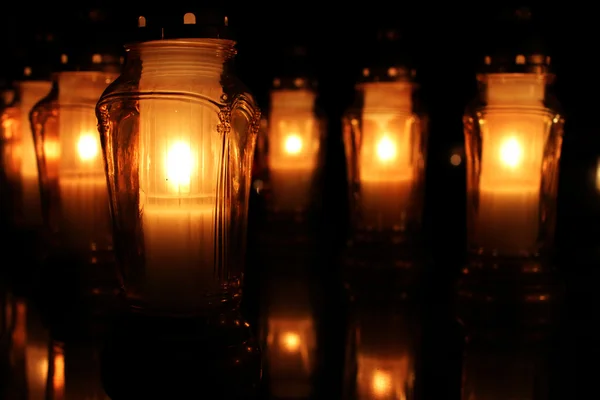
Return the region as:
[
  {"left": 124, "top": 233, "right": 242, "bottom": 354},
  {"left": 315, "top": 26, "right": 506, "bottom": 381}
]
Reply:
[
  {"left": 474, "top": 73, "right": 549, "bottom": 254},
  {"left": 58, "top": 175, "right": 111, "bottom": 256},
  {"left": 477, "top": 188, "right": 539, "bottom": 254},
  {"left": 357, "top": 82, "right": 415, "bottom": 232},
  {"left": 268, "top": 89, "right": 319, "bottom": 212},
  {"left": 142, "top": 202, "right": 216, "bottom": 312}
]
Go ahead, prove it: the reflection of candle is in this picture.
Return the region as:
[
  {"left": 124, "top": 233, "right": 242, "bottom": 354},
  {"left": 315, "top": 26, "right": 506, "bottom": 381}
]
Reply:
[
  {"left": 266, "top": 315, "right": 315, "bottom": 398},
  {"left": 57, "top": 72, "right": 115, "bottom": 257},
  {"left": 268, "top": 89, "right": 318, "bottom": 212},
  {"left": 357, "top": 354, "right": 411, "bottom": 400},
  {"left": 10, "top": 299, "right": 50, "bottom": 400},
  {"left": 17, "top": 80, "right": 52, "bottom": 227},
  {"left": 475, "top": 74, "right": 549, "bottom": 254},
  {"left": 359, "top": 82, "right": 415, "bottom": 232}
]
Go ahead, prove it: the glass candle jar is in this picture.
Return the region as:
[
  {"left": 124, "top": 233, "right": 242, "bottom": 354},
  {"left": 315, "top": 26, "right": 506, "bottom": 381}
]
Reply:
[
  {"left": 343, "top": 41, "right": 426, "bottom": 246},
  {"left": 30, "top": 52, "right": 121, "bottom": 271},
  {"left": 96, "top": 12, "right": 261, "bottom": 316},
  {"left": 0, "top": 66, "right": 52, "bottom": 235},
  {"left": 463, "top": 54, "right": 564, "bottom": 258},
  {"left": 265, "top": 74, "right": 322, "bottom": 214}
]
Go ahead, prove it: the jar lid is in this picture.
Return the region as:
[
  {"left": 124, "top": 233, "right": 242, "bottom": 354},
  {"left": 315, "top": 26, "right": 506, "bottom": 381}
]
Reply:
[
  {"left": 479, "top": 7, "right": 551, "bottom": 74},
  {"left": 358, "top": 28, "right": 415, "bottom": 83},
  {"left": 134, "top": 7, "right": 231, "bottom": 42}
]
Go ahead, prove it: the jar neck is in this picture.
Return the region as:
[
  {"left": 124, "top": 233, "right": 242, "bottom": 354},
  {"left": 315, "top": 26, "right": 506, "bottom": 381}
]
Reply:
[
  {"left": 270, "top": 89, "right": 316, "bottom": 112},
  {"left": 57, "top": 71, "right": 118, "bottom": 104},
  {"left": 478, "top": 73, "right": 549, "bottom": 107},
  {"left": 359, "top": 81, "right": 413, "bottom": 112},
  {"left": 127, "top": 39, "right": 236, "bottom": 86}
]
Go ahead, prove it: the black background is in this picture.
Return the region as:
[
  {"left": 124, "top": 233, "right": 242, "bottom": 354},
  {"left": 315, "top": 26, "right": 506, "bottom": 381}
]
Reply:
[{"left": 1, "top": 2, "right": 598, "bottom": 398}]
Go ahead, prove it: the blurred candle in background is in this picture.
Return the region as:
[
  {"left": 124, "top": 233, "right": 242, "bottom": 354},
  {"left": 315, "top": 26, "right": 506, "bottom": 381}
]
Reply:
[
  {"left": 31, "top": 52, "right": 120, "bottom": 268},
  {"left": 267, "top": 78, "right": 320, "bottom": 213},
  {"left": 0, "top": 57, "right": 52, "bottom": 236},
  {"left": 357, "top": 81, "right": 416, "bottom": 231},
  {"left": 343, "top": 29, "right": 426, "bottom": 242},
  {"left": 18, "top": 78, "right": 52, "bottom": 226},
  {"left": 264, "top": 45, "right": 322, "bottom": 216},
  {"left": 464, "top": 54, "right": 564, "bottom": 256}
]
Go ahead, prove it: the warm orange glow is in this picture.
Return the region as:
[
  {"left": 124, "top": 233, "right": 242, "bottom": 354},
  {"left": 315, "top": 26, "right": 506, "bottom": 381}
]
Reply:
[
  {"left": 359, "top": 82, "right": 414, "bottom": 183},
  {"left": 595, "top": 159, "right": 600, "bottom": 192},
  {"left": 166, "top": 141, "right": 193, "bottom": 189},
  {"left": 52, "top": 351, "right": 65, "bottom": 393},
  {"left": 376, "top": 135, "right": 397, "bottom": 162},
  {"left": 450, "top": 153, "right": 462, "bottom": 166},
  {"left": 77, "top": 133, "right": 99, "bottom": 161},
  {"left": 474, "top": 73, "right": 551, "bottom": 254},
  {"left": 284, "top": 134, "right": 303, "bottom": 155},
  {"left": 280, "top": 331, "right": 301, "bottom": 352},
  {"left": 372, "top": 369, "right": 392, "bottom": 397},
  {"left": 499, "top": 136, "right": 523, "bottom": 169},
  {"left": 12, "top": 300, "right": 27, "bottom": 347},
  {"left": 44, "top": 139, "right": 60, "bottom": 160}
]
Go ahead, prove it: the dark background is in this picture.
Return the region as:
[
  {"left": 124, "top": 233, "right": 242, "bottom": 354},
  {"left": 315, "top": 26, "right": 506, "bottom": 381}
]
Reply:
[{"left": 1, "top": 2, "right": 598, "bottom": 397}]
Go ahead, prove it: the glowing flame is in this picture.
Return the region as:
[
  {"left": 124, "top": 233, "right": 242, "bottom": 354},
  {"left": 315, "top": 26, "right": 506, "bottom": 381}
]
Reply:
[
  {"left": 281, "top": 331, "right": 301, "bottom": 352},
  {"left": 372, "top": 369, "right": 392, "bottom": 397},
  {"left": 376, "top": 136, "right": 396, "bottom": 162},
  {"left": 499, "top": 137, "right": 523, "bottom": 169},
  {"left": 166, "top": 141, "right": 193, "bottom": 187},
  {"left": 284, "top": 134, "right": 303, "bottom": 155},
  {"left": 77, "top": 133, "right": 99, "bottom": 161}
]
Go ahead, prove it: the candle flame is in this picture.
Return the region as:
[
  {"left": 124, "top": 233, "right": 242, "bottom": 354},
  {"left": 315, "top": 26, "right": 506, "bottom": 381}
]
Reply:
[
  {"left": 376, "top": 136, "right": 396, "bottom": 162},
  {"left": 372, "top": 369, "right": 392, "bottom": 397},
  {"left": 499, "top": 137, "right": 523, "bottom": 169},
  {"left": 77, "top": 133, "right": 99, "bottom": 161},
  {"left": 284, "top": 134, "right": 303, "bottom": 155},
  {"left": 281, "top": 331, "right": 301, "bottom": 352},
  {"left": 166, "top": 141, "right": 193, "bottom": 187}
]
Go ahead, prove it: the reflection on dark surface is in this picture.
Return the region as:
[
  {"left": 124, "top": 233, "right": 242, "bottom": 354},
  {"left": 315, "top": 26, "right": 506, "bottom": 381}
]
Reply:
[
  {"left": 345, "top": 307, "right": 417, "bottom": 400},
  {"left": 100, "top": 311, "right": 261, "bottom": 399},
  {"left": 0, "top": 289, "right": 108, "bottom": 400},
  {"left": 261, "top": 278, "right": 316, "bottom": 399},
  {"left": 457, "top": 255, "right": 562, "bottom": 400}
]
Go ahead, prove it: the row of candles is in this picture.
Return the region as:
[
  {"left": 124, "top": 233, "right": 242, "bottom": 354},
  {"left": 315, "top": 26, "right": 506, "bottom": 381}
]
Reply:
[
  {"left": 0, "top": 10, "right": 563, "bottom": 400},
  {"left": 0, "top": 12, "right": 563, "bottom": 310}
]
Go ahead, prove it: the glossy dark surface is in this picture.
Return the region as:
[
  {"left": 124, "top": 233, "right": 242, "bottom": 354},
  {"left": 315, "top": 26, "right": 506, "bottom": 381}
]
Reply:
[{"left": 1, "top": 165, "right": 596, "bottom": 399}]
